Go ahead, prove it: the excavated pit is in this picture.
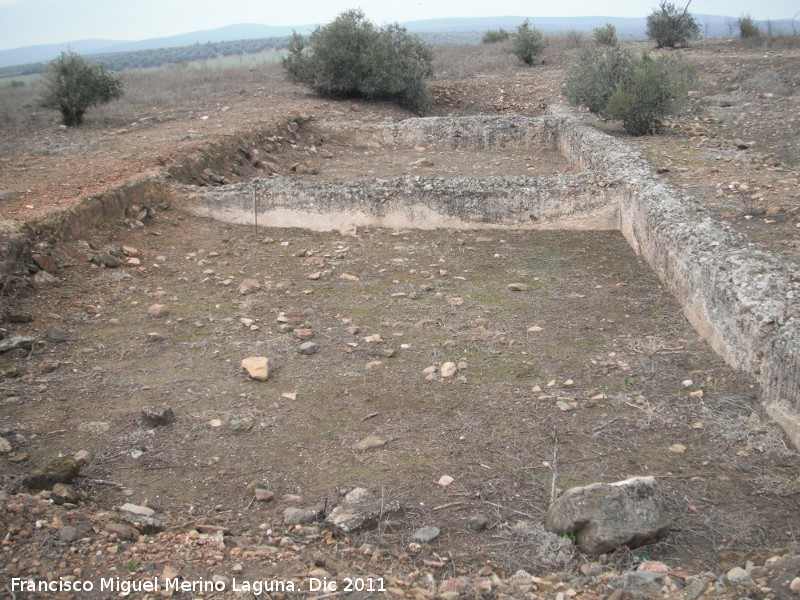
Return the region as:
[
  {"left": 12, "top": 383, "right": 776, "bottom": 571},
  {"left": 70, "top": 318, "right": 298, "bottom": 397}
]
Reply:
[
  {"left": 2, "top": 110, "right": 799, "bottom": 573},
  {"left": 180, "top": 112, "right": 800, "bottom": 450}
]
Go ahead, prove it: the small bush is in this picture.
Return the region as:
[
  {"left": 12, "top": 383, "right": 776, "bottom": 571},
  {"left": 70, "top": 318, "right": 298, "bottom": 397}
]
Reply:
[
  {"left": 738, "top": 14, "right": 762, "bottom": 39},
  {"left": 482, "top": 28, "right": 510, "bottom": 44},
  {"left": 511, "top": 19, "right": 546, "bottom": 66},
  {"left": 39, "top": 50, "right": 122, "bottom": 126},
  {"left": 564, "top": 30, "right": 586, "bottom": 49},
  {"left": 563, "top": 45, "right": 633, "bottom": 115},
  {"left": 281, "top": 9, "right": 433, "bottom": 114},
  {"left": 646, "top": 1, "right": 700, "bottom": 48},
  {"left": 564, "top": 47, "right": 695, "bottom": 135},
  {"left": 603, "top": 52, "right": 695, "bottom": 135},
  {"left": 594, "top": 23, "right": 618, "bottom": 46}
]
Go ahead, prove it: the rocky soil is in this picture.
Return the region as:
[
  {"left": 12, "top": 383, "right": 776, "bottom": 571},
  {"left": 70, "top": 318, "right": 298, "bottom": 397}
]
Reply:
[{"left": 1, "top": 39, "right": 800, "bottom": 598}]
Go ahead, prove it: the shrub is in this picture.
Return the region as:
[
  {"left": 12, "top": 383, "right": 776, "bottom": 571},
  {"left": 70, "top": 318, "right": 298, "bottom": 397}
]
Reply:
[
  {"left": 646, "top": 1, "right": 700, "bottom": 48},
  {"left": 482, "top": 28, "right": 510, "bottom": 44},
  {"left": 603, "top": 52, "right": 695, "bottom": 135},
  {"left": 281, "top": 9, "right": 433, "bottom": 114},
  {"left": 39, "top": 50, "right": 122, "bottom": 126},
  {"left": 738, "top": 14, "right": 762, "bottom": 39},
  {"left": 563, "top": 30, "right": 586, "bottom": 49},
  {"left": 511, "top": 19, "right": 546, "bottom": 66},
  {"left": 563, "top": 45, "right": 633, "bottom": 115},
  {"left": 594, "top": 23, "right": 618, "bottom": 46},
  {"left": 564, "top": 47, "right": 695, "bottom": 135}
]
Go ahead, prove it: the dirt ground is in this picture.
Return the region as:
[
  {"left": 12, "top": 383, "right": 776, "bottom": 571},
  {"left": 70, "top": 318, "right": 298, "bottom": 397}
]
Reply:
[{"left": 1, "top": 38, "right": 800, "bottom": 597}]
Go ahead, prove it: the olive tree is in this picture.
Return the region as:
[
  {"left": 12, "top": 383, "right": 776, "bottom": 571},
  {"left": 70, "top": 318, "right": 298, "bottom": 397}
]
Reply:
[
  {"left": 564, "top": 47, "right": 695, "bottom": 136},
  {"left": 593, "top": 23, "right": 618, "bottom": 46},
  {"left": 511, "top": 19, "right": 546, "bottom": 66},
  {"left": 281, "top": 10, "right": 433, "bottom": 114},
  {"left": 604, "top": 52, "right": 695, "bottom": 135},
  {"left": 646, "top": 1, "right": 700, "bottom": 48},
  {"left": 40, "top": 50, "right": 122, "bottom": 126},
  {"left": 482, "top": 28, "right": 510, "bottom": 44},
  {"left": 737, "top": 14, "right": 762, "bottom": 39}
]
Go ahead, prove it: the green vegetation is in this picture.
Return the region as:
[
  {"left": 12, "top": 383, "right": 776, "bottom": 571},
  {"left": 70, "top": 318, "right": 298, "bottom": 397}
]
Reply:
[
  {"left": 604, "top": 52, "right": 694, "bottom": 135},
  {"left": 482, "top": 28, "right": 510, "bottom": 44},
  {"left": 593, "top": 23, "right": 618, "bottom": 46},
  {"left": 0, "top": 37, "right": 289, "bottom": 80},
  {"left": 281, "top": 10, "right": 434, "bottom": 114},
  {"left": 511, "top": 19, "right": 546, "bottom": 66},
  {"left": 646, "top": 1, "right": 700, "bottom": 48},
  {"left": 564, "top": 46, "right": 695, "bottom": 135},
  {"left": 563, "top": 45, "right": 633, "bottom": 115},
  {"left": 92, "top": 38, "right": 288, "bottom": 70},
  {"left": 39, "top": 50, "right": 123, "bottom": 126},
  {"left": 737, "top": 14, "right": 762, "bottom": 39},
  {"left": 563, "top": 30, "right": 587, "bottom": 49}
]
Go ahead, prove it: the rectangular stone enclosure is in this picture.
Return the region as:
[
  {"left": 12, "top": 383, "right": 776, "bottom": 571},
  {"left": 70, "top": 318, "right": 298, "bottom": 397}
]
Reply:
[{"left": 181, "top": 112, "right": 800, "bottom": 449}]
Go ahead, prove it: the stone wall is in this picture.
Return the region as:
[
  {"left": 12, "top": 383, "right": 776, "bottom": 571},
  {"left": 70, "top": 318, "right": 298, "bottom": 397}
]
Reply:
[
  {"left": 181, "top": 113, "right": 800, "bottom": 449},
  {"left": 315, "top": 115, "right": 559, "bottom": 151},
  {"left": 551, "top": 112, "right": 800, "bottom": 450},
  {"left": 182, "top": 173, "right": 622, "bottom": 232},
  {"left": 3, "top": 111, "right": 796, "bottom": 449}
]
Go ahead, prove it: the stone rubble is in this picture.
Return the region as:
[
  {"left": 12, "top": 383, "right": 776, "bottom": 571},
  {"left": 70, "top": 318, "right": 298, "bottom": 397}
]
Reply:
[{"left": 0, "top": 494, "right": 765, "bottom": 600}]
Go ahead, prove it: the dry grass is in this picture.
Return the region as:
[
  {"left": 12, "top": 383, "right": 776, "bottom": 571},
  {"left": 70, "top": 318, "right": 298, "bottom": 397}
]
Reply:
[
  {"left": 431, "top": 32, "right": 584, "bottom": 80},
  {"left": 0, "top": 79, "right": 40, "bottom": 136},
  {"left": 0, "top": 61, "right": 286, "bottom": 137},
  {"left": 432, "top": 43, "right": 519, "bottom": 79},
  {"left": 730, "top": 32, "right": 800, "bottom": 50}
]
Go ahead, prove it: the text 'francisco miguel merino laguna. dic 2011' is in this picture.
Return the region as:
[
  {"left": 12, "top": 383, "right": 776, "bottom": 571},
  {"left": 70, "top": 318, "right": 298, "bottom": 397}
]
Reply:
[{"left": 10, "top": 575, "right": 387, "bottom": 595}]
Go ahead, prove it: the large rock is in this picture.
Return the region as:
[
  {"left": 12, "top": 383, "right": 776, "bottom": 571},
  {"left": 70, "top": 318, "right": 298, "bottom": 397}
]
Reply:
[
  {"left": 238, "top": 278, "right": 261, "bottom": 295},
  {"left": 147, "top": 304, "right": 170, "bottom": 318},
  {"left": 141, "top": 405, "right": 176, "bottom": 427},
  {"left": 325, "top": 488, "right": 401, "bottom": 534},
  {"left": 23, "top": 457, "right": 80, "bottom": 491},
  {"left": 0, "top": 336, "right": 34, "bottom": 354},
  {"left": 32, "top": 253, "right": 57, "bottom": 273},
  {"left": 544, "top": 476, "right": 671, "bottom": 554},
  {"left": 284, "top": 506, "right": 324, "bottom": 526},
  {"left": 241, "top": 357, "right": 269, "bottom": 381}
]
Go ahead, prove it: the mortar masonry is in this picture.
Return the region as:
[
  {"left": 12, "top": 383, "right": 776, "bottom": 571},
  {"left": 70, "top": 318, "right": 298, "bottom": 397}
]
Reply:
[{"left": 180, "top": 112, "right": 800, "bottom": 449}]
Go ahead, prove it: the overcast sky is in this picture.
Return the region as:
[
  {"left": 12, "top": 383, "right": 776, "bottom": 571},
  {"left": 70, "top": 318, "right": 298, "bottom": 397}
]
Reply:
[{"left": 1, "top": 0, "right": 797, "bottom": 50}]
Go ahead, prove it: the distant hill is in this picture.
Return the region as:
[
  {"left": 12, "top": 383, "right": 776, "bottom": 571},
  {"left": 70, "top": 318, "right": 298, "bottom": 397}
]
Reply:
[
  {"left": 401, "top": 14, "right": 794, "bottom": 39},
  {"left": 1, "top": 15, "right": 795, "bottom": 69},
  {"left": 94, "top": 23, "right": 310, "bottom": 55},
  {"left": 0, "top": 39, "right": 127, "bottom": 68},
  {"left": 0, "top": 23, "right": 311, "bottom": 69},
  {"left": 404, "top": 15, "right": 647, "bottom": 38}
]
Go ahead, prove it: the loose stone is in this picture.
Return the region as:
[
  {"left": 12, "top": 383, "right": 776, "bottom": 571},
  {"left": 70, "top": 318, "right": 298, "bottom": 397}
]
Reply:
[
  {"left": 238, "top": 278, "right": 261, "bottom": 295},
  {"left": 411, "top": 526, "right": 440, "bottom": 543},
  {"left": 120, "top": 503, "right": 155, "bottom": 517},
  {"left": 60, "top": 526, "right": 80, "bottom": 543},
  {"left": 440, "top": 362, "right": 457, "bottom": 378},
  {"left": 356, "top": 435, "right": 388, "bottom": 451},
  {"left": 141, "top": 405, "right": 176, "bottom": 427},
  {"left": 241, "top": 357, "right": 269, "bottom": 381},
  {"left": 147, "top": 304, "right": 170, "bottom": 318},
  {"left": 299, "top": 341, "right": 317, "bottom": 355}
]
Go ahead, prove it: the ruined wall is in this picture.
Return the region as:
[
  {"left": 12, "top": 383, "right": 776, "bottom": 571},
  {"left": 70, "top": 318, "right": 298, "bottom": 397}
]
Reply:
[
  {"left": 4, "top": 111, "right": 796, "bottom": 449},
  {"left": 182, "top": 113, "right": 800, "bottom": 449},
  {"left": 315, "top": 115, "right": 559, "bottom": 151},
  {"left": 552, "top": 112, "right": 800, "bottom": 449},
  {"left": 183, "top": 173, "right": 621, "bottom": 231}
]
